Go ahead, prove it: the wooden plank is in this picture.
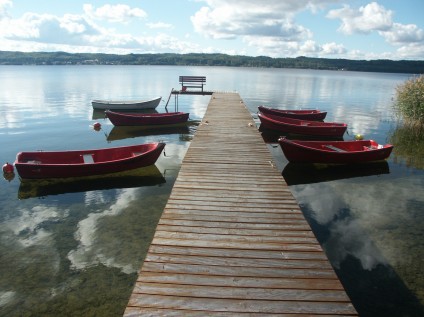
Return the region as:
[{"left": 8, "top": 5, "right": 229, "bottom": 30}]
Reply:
[
  {"left": 143, "top": 254, "right": 334, "bottom": 270},
  {"left": 127, "top": 295, "right": 357, "bottom": 315},
  {"left": 138, "top": 272, "right": 343, "bottom": 289},
  {"left": 141, "top": 262, "right": 337, "bottom": 279},
  {"left": 172, "top": 183, "right": 288, "bottom": 191},
  {"left": 157, "top": 219, "right": 313, "bottom": 231},
  {"left": 124, "top": 92, "right": 358, "bottom": 316},
  {"left": 132, "top": 283, "right": 351, "bottom": 302},
  {"left": 159, "top": 214, "right": 307, "bottom": 224},
  {"left": 164, "top": 202, "right": 302, "bottom": 211},
  {"left": 148, "top": 245, "right": 329, "bottom": 260},
  {"left": 150, "top": 237, "right": 323, "bottom": 252},
  {"left": 156, "top": 224, "right": 313, "bottom": 236},
  {"left": 152, "top": 231, "right": 320, "bottom": 244},
  {"left": 170, "top": 187, "right": 294, "bottom": 196},
  {"left": 125, "top": 307, "right": 350, "bottom": 317},
  {"left": 169, "top": 189, "right": 294, "bottom": 199},
  {"left": 165, "top": 198, "right": 300, "bottom": 206}
]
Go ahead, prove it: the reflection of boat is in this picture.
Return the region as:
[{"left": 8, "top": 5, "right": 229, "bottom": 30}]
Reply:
[
  {"left": 14, "top": 143, "right": 165, "bottom": 179},
  {"left": 258, "top": 113, "right": 347, "bottom": 137},
  {"left": 258, "top": 106, "right": 327, "bottom": 121},
  {"left": 105, "top": 110, "right": 189, "bottom": 126},
  {"left": 107, "top": 124, "right": 195, "bottom": 141},
  {"left": 91, "top": 96, "right": 162, "bottom": 110},
  {"left": 282, "top": 161, "right": 390, "bottom": 186},
  {"left": 278, "top": 137, "right": 393, "bottom": 164},
  {"left": 18, "top": 165, "right": 166, "bottom": 199}
]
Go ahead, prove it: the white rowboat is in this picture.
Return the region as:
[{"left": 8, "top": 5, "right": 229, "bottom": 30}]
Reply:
[{"left": 91, "top": 96, "right": 162, "bottom": 110}]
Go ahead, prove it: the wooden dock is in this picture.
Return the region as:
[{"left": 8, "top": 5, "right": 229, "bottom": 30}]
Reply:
[{"left": 124, "top": 93, "right": 358, "bottom": 316}]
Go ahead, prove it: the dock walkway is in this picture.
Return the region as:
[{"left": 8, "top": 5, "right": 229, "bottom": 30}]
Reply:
[{"left": 124, "top": 93, "right": 357, "bottom": 316}]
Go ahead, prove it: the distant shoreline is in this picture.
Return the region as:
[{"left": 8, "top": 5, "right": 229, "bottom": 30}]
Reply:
[{"left": 1, "top": 51, "right": 423, "bottom": 74}]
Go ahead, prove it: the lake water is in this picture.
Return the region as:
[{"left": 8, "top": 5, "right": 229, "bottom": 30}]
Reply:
[{"left": 0, "top": 65, "right": 423, "bottom": 316}]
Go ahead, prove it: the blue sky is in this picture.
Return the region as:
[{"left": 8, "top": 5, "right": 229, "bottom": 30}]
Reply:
[{"left": 0, "top": 0, "right": 423, "bottom": 60}]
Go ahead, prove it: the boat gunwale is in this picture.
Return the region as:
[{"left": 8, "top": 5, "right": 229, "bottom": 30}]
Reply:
[
  {"left": 91, "top": 96, "right": 162, "bottom": 105},
  {"left": 258, "top": 112, "right": 346, "bottom": 127},
  {"left": 278, "top": 138, "right": 393, "bottom": 153},
  {"left": 105, "top": 110, "right": 188, "bottom": 118},
  {"left": 258, "top": 105, "right": 326, "bottom": 115}
]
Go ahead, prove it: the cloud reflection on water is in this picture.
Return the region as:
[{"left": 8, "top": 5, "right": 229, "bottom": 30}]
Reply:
[
  {"left": 68, "top": 188, "right": 139, "bottom": 274},
  {"left": 292, "top": 182, "right": 388, "bottom": 271},
  {"left": 290, "top": 172, "right": 424, "bottom": 301},
  {"left": 0, "top": 206, "right": 64, "bottom": 307},
  {"left": 3, "top": 205, "right": 67, "bottom": 247}
]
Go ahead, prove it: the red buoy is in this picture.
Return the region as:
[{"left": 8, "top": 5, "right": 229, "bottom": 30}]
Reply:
[
  {"left": 2, "top": 162, "right": 14, "bottom": 174},
  {"left": 93, "top": 122, "right": 101, "bottom": 130}
]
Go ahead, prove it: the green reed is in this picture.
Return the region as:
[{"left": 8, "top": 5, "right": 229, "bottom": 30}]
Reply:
[{"left": 394, "top": 75, "right": 424, "bottom": 125}]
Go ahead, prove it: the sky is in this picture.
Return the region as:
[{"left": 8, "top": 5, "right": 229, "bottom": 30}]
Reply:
[{"left": 0, "top": 0, "right": 423, "bottom": 60}]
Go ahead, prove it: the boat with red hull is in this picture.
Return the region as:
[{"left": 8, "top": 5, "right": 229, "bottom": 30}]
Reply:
[
  {"left": 278, "top": 137, "right": 393, "bottom": 164},
  {"left": 258, "top": 112, "right": 347, "bottom": 137},
  {"left": 14, "top": 142, "right": 165, "bottom": 179},
  {"left": 258, "top": 105, "right": 327, "bottom": 121},
  {"left": 105, "top": 110, "right": 189, "bottom": 126}
]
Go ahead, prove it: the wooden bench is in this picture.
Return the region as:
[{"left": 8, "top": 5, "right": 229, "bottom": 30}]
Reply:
[{"left": 179, "top": 76, "right": 206, "bottom": 92}]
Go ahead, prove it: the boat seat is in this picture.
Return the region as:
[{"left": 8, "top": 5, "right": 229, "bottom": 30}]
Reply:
[
  {"left": 82, "top": 154, "right": 94, "bottom": 163},
  {"left": 27, "top": 160, "right": 41, "bottom": 164},
  {"left": 363, "top": 145, "right": 382, "bottom": 150},
  {"left": 324, "top": 145, "right": 346, "bottom": 152}
]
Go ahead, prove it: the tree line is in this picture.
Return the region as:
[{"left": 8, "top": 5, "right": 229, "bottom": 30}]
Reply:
[{"left": 0, "top": 50, "right": 423, "bottom": 74}]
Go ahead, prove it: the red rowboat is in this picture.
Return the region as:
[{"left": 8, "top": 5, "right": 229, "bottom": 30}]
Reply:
[
  {"left": 278, "top": 137, "right": 393, "bottom": 164},
  {"left": 258, "top": 112, "right": 347, "bottom": 137},
  {"left": 105, "top": 110, "right": 189, "bottom": 126},
  {"left": 14, "top": 142, "right": 165, "bottom": 179},
  {"left": 258, "top": 105, "right": 327, "bottom": 121}
]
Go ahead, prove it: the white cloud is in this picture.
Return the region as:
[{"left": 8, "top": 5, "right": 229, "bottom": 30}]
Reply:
[
  {"left": 83, "top": 4, "right": 147, "bottom": 23},
  {"left": 327, "top": 2, "right": 393, "bottom": 34},
  {"left": 0, "top": 12, "right": 101, "bottom": 44},
  {"left": 0, "top": 0, "right": 422, "bottom": 60},
  {"left": 300, "top": 40, "right": 320, "bottom": 53},
  {"left": 0, "top": 0, "right": 12, "bottom": 18},
  {"left": 293, "top": 40, "right": 347, "bottom": 57},
  {"left": 191, "top": 1, "right": 314, "bottom": 40},
  {"left": 147, "top": 22, "right": 173, "bottom": 29},
  {"left": 199, "top": 0, "right": 338, "bottom": 16},
  {"left": 321, "top": 42, "right": 346, "bottom": 55},
  {"left": 325, "top": 2, "right": 424, "bottom": 60},
  {"left": 0, "top": 3, "right": 201, "bottom": 54},
  {"left": 249, "top": 38, "right": 348, "bottom": 58},
  {"left": 395, "top": 43, "right": 424, "bottom": 60},
  {"left": 191, "top": 0, "right": 328, "bottom": 57},
  {"left": 380, "top": 22, "right": 424, "bottom": 45}
]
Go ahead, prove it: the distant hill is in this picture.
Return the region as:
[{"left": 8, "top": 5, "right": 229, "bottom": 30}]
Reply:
[{"left": 0, "top": 51, "right": 423, "bottom": 74}]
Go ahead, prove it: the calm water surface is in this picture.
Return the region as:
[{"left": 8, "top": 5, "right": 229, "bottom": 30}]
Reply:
[{"left": 0, "top": 66, "right": 423, "bottom": 316}]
